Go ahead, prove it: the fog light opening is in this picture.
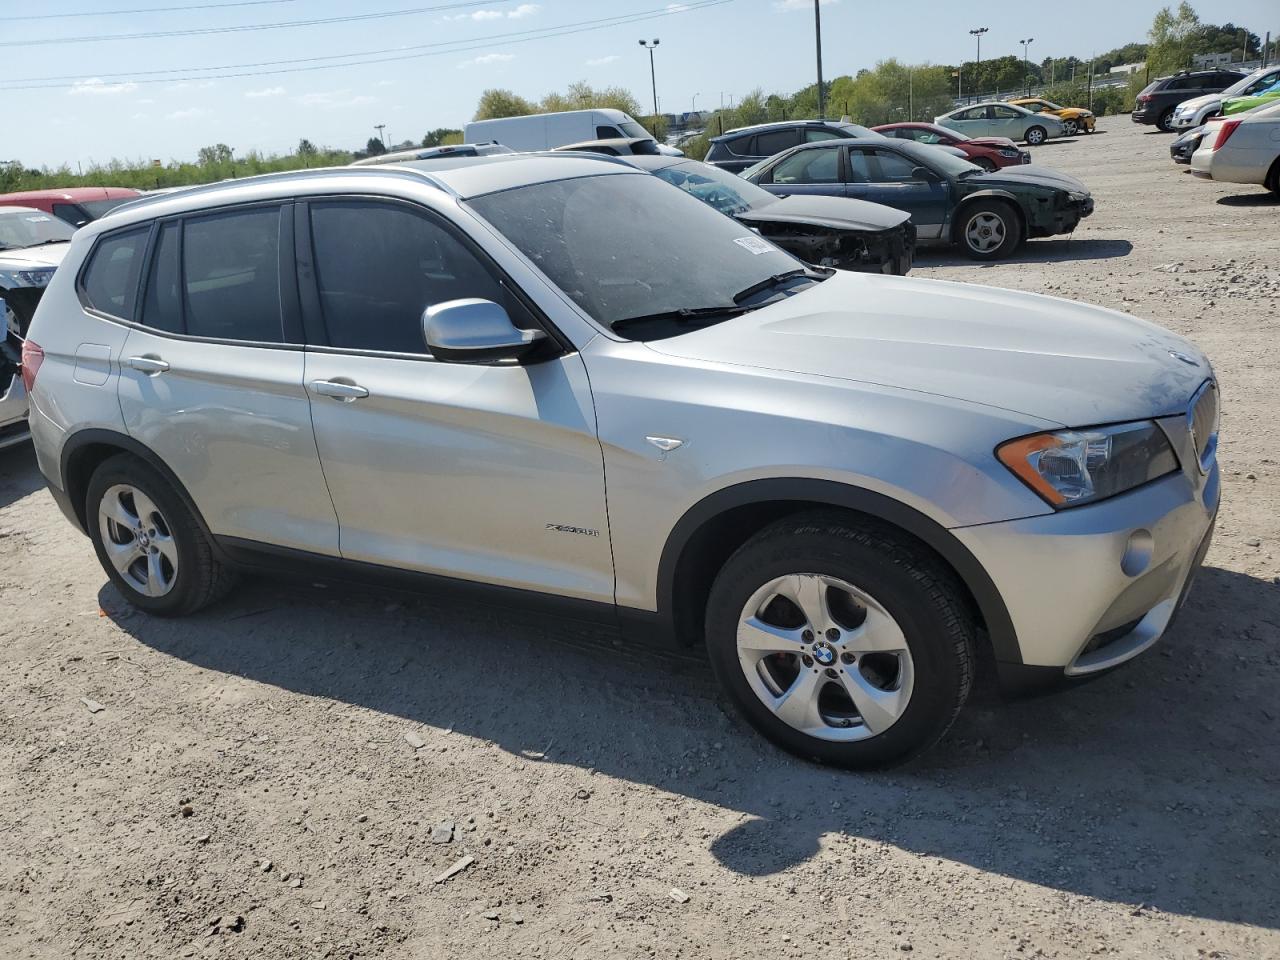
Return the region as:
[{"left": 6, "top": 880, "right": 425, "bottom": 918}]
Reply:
[{"left": 1120, "top": 529, "right": 1154, "bottom": 578}]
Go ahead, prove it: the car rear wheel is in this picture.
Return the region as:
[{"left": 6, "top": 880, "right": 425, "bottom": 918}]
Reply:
[
  {"left": 87, "top": 454, "right": 236, "bottom": 616},
  {"left": 704, "top": 514, "right": 976, "bottom": 769},
  {"left": 1062, "top": 119, "right": 1079, "bottom": 137},
  {"left": 1024, "top": 125, "right": 1048, "bottom": 145},
  {"left": 1157, "top": 108, "right": 1176, "bottom": 133},
  {"left": 957, "top": 200, "right": 1022, "bottom": 260}
]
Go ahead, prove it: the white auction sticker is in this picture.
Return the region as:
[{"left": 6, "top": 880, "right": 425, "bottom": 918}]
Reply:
[{"left": 733, "top": 236, "right": 775, "bottom": 255}]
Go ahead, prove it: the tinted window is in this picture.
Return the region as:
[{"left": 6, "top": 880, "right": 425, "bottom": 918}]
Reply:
[
  {"left": 182, "top": 207, "right": 283, "bottom": 343},
  {"left": 81, "top": 198, "right": 135, "bottom": 219},
  {"left": 1165, "top": 77, "right": 1197, "bottom": 90},
  {"left": 81, "top": 226, "right": 149, "bottom": 321},
  {"left": 141, "top": 221, "right": 183, "bottom": 334},
  {"left": 725, "top": 135, "right": 755, "bottom": 156},
  {"left": 309, "top": 200, "right": 504, "bottom": 355},
  {"left": 596, "top": 125, "right": 622, "bottom": 138},
  {"left": 754, "top": 129, "right": 800, "bottom": 156},
  {"left": 770, "top": 147, "right": 840, "bottom": 184},
  {"left": 52, "top": 203, "right": 88, "bottom": 227},
  {"left": 804, "top": 128, "right": 844, "bottom": 142}
]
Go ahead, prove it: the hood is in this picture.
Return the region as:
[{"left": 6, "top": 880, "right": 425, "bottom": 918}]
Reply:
[
  {"left": 741, "top": 194, "right": 909, "bottom": 232},
  {"left": 0, "top": 241, "right": 71, "bottom": 270},
  {"left": 971, "top": 163, "right": 1088, "bottom": 194},
  {"left": 1055, "top": 108, "right": 1092, "bottom": 118},
  {"left": 1175, "top": 93, "right": 1222, "bottom": 113},
  {"left": 643, "top": 272, "right": 1210, "bottom": 427},
  {"left": 966, "top": 136, "right": 1019, "bottom": 148}
]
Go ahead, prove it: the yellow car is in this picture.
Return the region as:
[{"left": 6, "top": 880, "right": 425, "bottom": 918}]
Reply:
[{"left": 1009, "top": 98, "right": 1095, "bottom": 136}]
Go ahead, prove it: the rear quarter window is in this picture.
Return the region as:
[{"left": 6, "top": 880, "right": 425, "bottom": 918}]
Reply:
[{"left": 80, "top": 225, "right": 151, "bottom": 321}]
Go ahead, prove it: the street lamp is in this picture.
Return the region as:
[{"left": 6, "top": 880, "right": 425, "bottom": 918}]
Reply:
[
  {"left": 1019, "top": 38, "right": 1034, "bottom": 96},
  {"left": 969, "top": 26, "right": 988, "bottom": 101},
  {"left": 639, "top": 39, "right": 660, "bottom": 135}
]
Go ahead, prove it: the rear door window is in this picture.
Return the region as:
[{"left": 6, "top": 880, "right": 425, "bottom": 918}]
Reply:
[
  {"left": 754, "top": 128, "right": 800, "bottom": 157},
  {"left": 870, "top": 149, "right": 924, "bottom": 182},
  {"left": 182, "top": 206, "right": 284, "bottom": 343},
  {"left": 80, "top": 226, "right": 150, "bottom": 321}
]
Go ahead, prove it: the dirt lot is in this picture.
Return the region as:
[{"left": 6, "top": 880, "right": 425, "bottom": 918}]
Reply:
[{"left": 2, "top": 116, "right": 1278, "bottom": 959}]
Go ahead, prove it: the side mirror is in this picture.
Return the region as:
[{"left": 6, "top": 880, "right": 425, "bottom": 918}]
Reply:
[
  {"left": 911, "top": 166, "right": 940, "bottom": 182},
  {"left": 422, "top": 298, "right": 547, "bottom": 364}
]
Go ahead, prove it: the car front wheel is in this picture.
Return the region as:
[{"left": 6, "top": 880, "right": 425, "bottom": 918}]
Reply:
[
  {"left": 704, "top": 514, "right": 976, "bottom": 769},
  {"left": 1062, "top": 119, "right": 1078, "bottom": 137},
  {"left": 1024, "top": 125, "right": 1048, "bottom": 145},
  {"left": 957, "top": 200, "right": 1022, "bottom": 260},
  {"left": 87, "top": 454, "right": 236, "bottom": 616}
]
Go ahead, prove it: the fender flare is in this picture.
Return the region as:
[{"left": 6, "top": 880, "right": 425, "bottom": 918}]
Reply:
[
  {"left": 59, "top": 428, "right": 227, "bottom": 560},
  {"left": 655, "top": 478, "right": 1022, "bottom": 664}
]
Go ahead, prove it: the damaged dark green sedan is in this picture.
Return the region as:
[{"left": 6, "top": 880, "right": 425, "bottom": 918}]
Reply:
[{"left": 742, "top": 138, "right": 1093, "bottom": 261}]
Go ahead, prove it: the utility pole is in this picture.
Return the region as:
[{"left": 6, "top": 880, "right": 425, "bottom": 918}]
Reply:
[
  {"left": 1264, "top": 31, "right": 1271, "bottom": 68},
  {"left": 1087, "top": 58, "right": 1094, "bottom": 112},
  {"left": 1019, "top": 38, "right": 1034, "bottom": 96},
  {"left": 908, "top": 67, "right": 913, "bottom": 119},
  {"left": 639, "top": 39, "right": 660, "bottom": 136},
  {"left": 969, "top": 27, "right": 988, "bottom": 100},
  {"left": 955, "top": 68, "right": 962, "bottom": 103},
  {"left": 814, "top": 0, "right": 825, "bottom": 118},
  {"left": 374, "top": 124, "right": 387, "bottom": 149}
]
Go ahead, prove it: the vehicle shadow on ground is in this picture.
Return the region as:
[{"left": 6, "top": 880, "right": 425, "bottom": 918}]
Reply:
[
  {"left": 1217, "top": 192, "right": 1279, "bottom": 207},
  {"left": 103, "top": 555, "right": 1280, "bottom": 930},
  {"left": 916, "top": 238, "right": 1133, "bottom": 268},
  {"left": 0, "top": 444, "right": 45, "bottom": 511}
]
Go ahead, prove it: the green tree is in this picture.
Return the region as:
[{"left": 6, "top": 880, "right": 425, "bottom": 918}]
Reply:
[
  {"left": 364, "top": 137, "right": 387, "bottom": 157},
  {"left": 421, "top": 128, "right": 462, "bottom": 148},
  {"left": 196, "top": 143, "right": 233, "bottom": 165},
  {"left": 474, "top": 88, "right": 536, "bottom": 120},
  {"left": 297, "top": 138, "right": 317, "bottom": 157},
  {"left": 1147, "top": 2, "right": 1202, "bottom": 75},
  {"left": 1193, "top": 22, "right": 1260, "bottom": 61}
]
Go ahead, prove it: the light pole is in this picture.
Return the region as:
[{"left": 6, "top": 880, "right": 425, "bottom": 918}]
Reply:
[
  {"left": 374, "top": 124, "right": 387, "bottom": 149},
  {"left": 969, "top": 26, "right": 988, "bottom": 100},
  {"left": 639, "top": 39, "right": 660, "bottom": 136},
  {"left": 814, "top": 0, "right": 825, "bottom": 118},
  {"left": 692, "top": 92, "right": 699, "bottom": 114},
  {"left": 1019, "top": 38, "right": 1034, "bottom": 96}
]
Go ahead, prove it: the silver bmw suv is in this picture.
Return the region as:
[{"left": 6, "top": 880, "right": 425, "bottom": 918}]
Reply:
[{"left": 25, "top": 155, "right": 1219, "bottom": 768}]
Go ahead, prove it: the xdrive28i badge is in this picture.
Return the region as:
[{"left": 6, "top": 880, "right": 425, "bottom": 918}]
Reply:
[{"left": 546, "top": 523, "right": 600, "bottom": 538}]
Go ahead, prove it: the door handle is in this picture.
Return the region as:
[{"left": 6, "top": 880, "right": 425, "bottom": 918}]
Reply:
[
  {"left": 309, "top": 379, "right": 369, "bottom": 401},
  {"left": 125, "top": 355, "right": 169, "bottom": 374}
]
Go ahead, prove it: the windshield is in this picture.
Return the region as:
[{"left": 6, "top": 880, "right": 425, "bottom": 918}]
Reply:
[
  {"left": 650, "top": 160, "right": 776, "bottom": 217},
  {"left": 835, "top": 122, "right": 879, "bottom": 138},
  {"left": 468, "top": 173, "right": 806, "bottom": 338},
  {"left": 619, "top": 120, "right": 650, "bottom": 139},
  {"left": 0, "top": 210, "right": 76, "bottom": 250},
  {"left": 1235, "top": 71, "right": 1280, "bottom": 96}
]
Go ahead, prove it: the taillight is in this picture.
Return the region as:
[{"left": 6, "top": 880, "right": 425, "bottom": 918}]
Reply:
[
  {"left": 20, "top": 339, "right": 43, "bottom": 393},
  {"left": 1212, "top": 118, "right": 1241, "bottom": 150},
  {"left": 1137, "top": 94, "right": 1152, "bottom": 104}
]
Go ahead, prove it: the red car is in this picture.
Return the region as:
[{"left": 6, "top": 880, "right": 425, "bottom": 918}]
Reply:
[
  {"left": 872, "top": 123, "right": 1030, "bottom": 171},
  {"left": 0, "top": 187, "right": 141, "bottom": 228}
]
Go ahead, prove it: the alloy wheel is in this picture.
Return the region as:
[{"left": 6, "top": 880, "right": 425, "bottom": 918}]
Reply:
[
  {"left": 1026, "top": 127, "right": 1046, "bottom": 145},
  {"left": 98, "top": 483, "right": 179, "bottom": 597},
  {"left": 735, "top": 573, "right": 914, "bottom": 742},
  {"left": 1063, "top": 119, "right": 1078, "bottom": 137},
  {"left": 964, "top": 212, "right": 1006, "bottom": 254}
]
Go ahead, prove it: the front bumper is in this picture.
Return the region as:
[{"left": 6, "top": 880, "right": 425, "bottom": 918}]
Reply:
[
  {"left": 1028, "top": 195, "right": 1094, "bottom": 238},
  {"left": 953, "top": 413, "right": 1219, "bottom": 682}
]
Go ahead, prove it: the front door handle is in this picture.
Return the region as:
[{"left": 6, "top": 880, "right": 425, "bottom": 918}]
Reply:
[
  {"left": 309, "top": 379, "right": 369, "bottom": 401},
  {"left": 125, "top": 355, "right": 169, "bottom": 374}
]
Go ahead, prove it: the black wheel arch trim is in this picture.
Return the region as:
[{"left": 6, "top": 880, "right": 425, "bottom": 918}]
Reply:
[
  {"left": 655, "top": 478, "right": 1023, "bottom": 664},
  {"left": 58, "top": 428, "right": 229, "bottom": 562}
]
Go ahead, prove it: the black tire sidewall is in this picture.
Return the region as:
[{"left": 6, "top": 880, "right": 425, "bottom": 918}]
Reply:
[
  {"left": 86, "top": 456, "right": 213, "bottom": 616},
  {"left": 705, "top": 526, "right": 971, "bottom": 769},
  {"left": 1158, "top": 109, "right": 1175, "bottom": 132},
  {"left": 958, "top": 200, "right": 1020, "bottom": 260}
]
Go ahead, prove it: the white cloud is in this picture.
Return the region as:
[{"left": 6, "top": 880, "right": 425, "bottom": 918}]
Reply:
[
  {"left": 376, "top": 79, "right": 395, "bottom": 87},
  {"left": 137, "top": 98, "right": 155, "bottom": 105},
  {"left": 457, "top": 52, "right": 515, "bottom": 69},
  {"left": 166, "top": 107, "right": 204, "bottom": 120},
  {"left": 445, "top": 3, "right": 538, "bottom": 21},
  {"left": 69, "top": 78, "right": 138, "bottom": 96},
  {"left": 295, "top": 89, "right": 377, "bottom": 108},
  {"left": 774, "top": 0, "right": 836, "bottom": 8},
  {"left": 131, "top": 112, "right": 149, "bottom": 121},
  {"left": 586, "top": 55, "right": 620, "bottom": 66},
  {"left": 245, "top": 86, "right": 286, "bottom": 98}
]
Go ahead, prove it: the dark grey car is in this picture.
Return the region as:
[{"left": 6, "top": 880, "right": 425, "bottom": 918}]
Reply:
[
  {"left": 704, "top": 120, "right": 880, "bottom": 173},
  {"left": 1132, "top": 70, "right": 1244, "bottom": 131}
]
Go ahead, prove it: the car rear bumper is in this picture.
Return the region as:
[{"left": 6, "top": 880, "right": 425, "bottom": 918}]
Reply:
[
  {"left": 0, "top": 371, "right": 30, "bottom": 450},
  {"left": 1131, "top": 108, "right": 1157, "bottom": 125}
]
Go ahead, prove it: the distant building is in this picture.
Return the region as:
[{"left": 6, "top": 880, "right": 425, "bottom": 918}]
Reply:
[
  {"left": 1192, "top": 52, "right": 1233, "bottom": 69},
  {"left": 1110, "top": 61, "right": 1147, "bottom": 75}
]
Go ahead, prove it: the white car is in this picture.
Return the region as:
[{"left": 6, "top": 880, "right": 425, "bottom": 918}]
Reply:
[
  {"left": 1173, "top": 65, "right": 1280, "bottom": 130},
  {"left": 1190, "top": 99, "right": 1280, "bottom": 196}
]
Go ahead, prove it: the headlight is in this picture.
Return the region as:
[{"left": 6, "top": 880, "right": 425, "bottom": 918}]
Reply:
[
  {"left": 0, "top": 268, "right": 55, "bottom": 288},
  {"left": 997, "top": 421, "right": 1179, "bottom": 508},
  {"left": 1066, "top": 191, "right": 1089, "bottom": 203},
  {"left": 998, "top": 148, "right": 1020, "bottom": 157}
]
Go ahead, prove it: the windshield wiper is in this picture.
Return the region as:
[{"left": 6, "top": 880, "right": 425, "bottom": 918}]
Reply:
[
  {"left": 611, "top": 304, "right": 753, "bottom": 333},
  {"left": 731, "top": 267, "right": 827, "bottom": 305}
]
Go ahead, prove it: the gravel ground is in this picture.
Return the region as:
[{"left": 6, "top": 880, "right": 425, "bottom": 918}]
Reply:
[{"left": 1, "top": 116, "right": 1278, "bottom": 959}]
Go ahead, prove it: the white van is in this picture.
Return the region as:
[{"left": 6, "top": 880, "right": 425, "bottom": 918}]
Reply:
[{"left": 464, "top": 108, "right": 681, "bottom": 154}]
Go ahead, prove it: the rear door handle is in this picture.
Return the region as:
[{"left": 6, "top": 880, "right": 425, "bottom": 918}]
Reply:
[
  {"left": 309, "top": 379, "right": 369, "bottom": 401},
  {"left": 125, "top": 355, "right": 169, "bottom": 374}
]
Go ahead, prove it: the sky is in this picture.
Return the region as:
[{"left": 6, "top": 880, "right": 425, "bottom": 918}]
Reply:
[{"left": 6, "top": 0, "right": 1278, "bottom": 169}]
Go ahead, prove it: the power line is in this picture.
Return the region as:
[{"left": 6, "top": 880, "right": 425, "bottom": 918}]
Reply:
[
  {"left": 7, "top": 0, "right": 299, "bottom": 22},
  {"left": 4, "top": 0, "right": 736, "bottom": 90},
  {"left": 0, "top": 1, "right": 503, "bottom": 47}
]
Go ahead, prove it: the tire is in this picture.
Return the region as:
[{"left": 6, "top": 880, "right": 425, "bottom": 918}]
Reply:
[
  {"left": 703, "top": 513, "right": 976, "bottom": 769},
  {"left": 974, "top": 156, "right": 998, "bottom": 173},
  {"left": 955, "top": 199, "right": 1022, "bottom": 260},
  {"left": 86, "top": 453, "right": 236, "bottom": 616},
  {"left": 1024, "top": 125, "right": 1047, "bottom": 146},
  {"left": 1062, "top": 119, "right": 1078, "bottom": 137},
  {"left": 1267, "top": 158, "right": 1280, "bottom": 198},
  {"left": 1157, "top": 108, "right": 1176, "bottom": 133}
]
